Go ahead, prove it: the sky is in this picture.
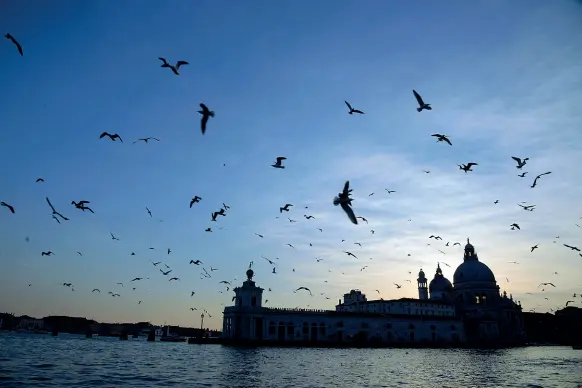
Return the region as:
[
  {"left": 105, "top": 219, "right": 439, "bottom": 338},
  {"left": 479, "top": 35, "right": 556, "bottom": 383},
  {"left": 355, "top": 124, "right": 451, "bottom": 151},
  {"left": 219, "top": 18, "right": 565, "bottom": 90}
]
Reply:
[{"left": 1, "top": 0, "right": 582, "bottom": 330}]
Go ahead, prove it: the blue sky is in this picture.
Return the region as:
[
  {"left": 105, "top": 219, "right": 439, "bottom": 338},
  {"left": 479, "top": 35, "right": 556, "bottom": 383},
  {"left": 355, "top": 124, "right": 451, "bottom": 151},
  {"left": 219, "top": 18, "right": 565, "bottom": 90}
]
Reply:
[{"left": 1, "top": 0, "right": 582, "bottom": 329}]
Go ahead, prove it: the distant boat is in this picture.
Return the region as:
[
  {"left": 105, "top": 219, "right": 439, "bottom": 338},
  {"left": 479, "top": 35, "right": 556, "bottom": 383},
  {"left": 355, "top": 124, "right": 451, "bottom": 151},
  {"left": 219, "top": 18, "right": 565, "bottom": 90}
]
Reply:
[{"left": 159, "top": 326, "right": 186, "bottom": 342}]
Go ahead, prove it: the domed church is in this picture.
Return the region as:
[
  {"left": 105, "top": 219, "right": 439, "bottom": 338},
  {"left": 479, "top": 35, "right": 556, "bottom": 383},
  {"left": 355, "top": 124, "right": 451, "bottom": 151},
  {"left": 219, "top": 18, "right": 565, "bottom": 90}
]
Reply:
[{"left": 417, "top": 239, "right": 525, "bottom": 346}]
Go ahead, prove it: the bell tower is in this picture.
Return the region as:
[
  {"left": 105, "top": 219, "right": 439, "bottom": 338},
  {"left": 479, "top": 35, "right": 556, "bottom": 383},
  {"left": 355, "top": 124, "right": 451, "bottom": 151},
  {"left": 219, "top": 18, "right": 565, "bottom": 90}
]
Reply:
[{"left": 417, "top": 268, "right": 428, "bottom": 300}]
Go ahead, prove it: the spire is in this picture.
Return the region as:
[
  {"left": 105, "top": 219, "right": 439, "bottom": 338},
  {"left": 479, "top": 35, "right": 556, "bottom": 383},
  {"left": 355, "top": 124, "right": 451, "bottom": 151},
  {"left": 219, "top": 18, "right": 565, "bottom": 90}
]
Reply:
[
  {"left": 436, "top": 263, "right": 442, "bottom": 276},
  {"left": 464, "top": 238, "right": 476, "bottom": 261}
]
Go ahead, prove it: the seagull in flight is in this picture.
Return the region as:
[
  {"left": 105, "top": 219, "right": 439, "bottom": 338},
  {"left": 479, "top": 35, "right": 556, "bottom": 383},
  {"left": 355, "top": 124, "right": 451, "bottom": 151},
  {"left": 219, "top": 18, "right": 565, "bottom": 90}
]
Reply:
[
  {"left": 198, "top": 103, "right": 215, "bottom": 135},
  {"left": 334, "top": 180, "right": 358, "bottom": 224},
  {"left": 294, "top": 287, "right": 313, "bottom": 296},
  {"left": 531, "top": 172, "right": 551, "bottom": 188},
  {"left": 110, "top": 232, "right": 120, "bottom": 241},
  {"left": 413, "top": 90, "right": 431, "bottom": 112},
  {"left": 45, "top": 197, "right": 69, "bottom": 220},
  {"left": 511, "top": 156, "right": 529, "bottom": 169},
  {"left": 272, "top": 157, "right": 287, "bottom": 169},
  {"left": 510, "top": 223, "right": 520, "bottom": 230},
  {"left": 133, "top": 137, "right": 160, "bottom": 144},
  {"left": 538, "top": 282, "right": 555, "bottom": 288},
  {"left": 531, "top": 245, "right": 538, "bottom": 252},
  {"left": 343, "top": 251, "right": 358, "bottom": 259},
  {"left": 158, "top": 57, "right": 188, "bottom": 75},
  {"left": 99, "top": 132, "right": 123, "bottom": 142},
  {"left": 0, "top": 202, "right": 14, "bottom": 213},
  {"left": 5, "top": 33, "right": 23, "bottom": 56},
  {"left": 458, "top": 162, "right": 478, "bottom": 173},
  {"left": 431, "top": 134, "right": 452, "bottom": 145},
  {"left": 190, "top": 196, "right": 202, "bottom": 208},
  {"left": 344, "top": 101, "right": 364, "bottom": 115},
  {"left": 563, "top": 244, "right": 580, "bottom": 251}
]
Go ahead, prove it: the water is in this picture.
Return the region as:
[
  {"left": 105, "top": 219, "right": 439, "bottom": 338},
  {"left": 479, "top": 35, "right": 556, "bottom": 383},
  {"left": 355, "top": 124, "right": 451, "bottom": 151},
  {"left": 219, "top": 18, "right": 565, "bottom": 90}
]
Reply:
[{"left": 0, "top": 333, "right": 581, "bottom": 388}]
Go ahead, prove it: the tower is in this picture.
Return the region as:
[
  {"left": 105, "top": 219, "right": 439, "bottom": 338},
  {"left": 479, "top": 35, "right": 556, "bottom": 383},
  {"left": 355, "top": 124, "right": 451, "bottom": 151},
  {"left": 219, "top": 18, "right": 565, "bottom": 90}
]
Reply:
[
  {"left": 417, "top": 268, "right": 428, "bottom": 300},
  {"left": 232, "top": 268, "right": 264, "bottom": 309}
]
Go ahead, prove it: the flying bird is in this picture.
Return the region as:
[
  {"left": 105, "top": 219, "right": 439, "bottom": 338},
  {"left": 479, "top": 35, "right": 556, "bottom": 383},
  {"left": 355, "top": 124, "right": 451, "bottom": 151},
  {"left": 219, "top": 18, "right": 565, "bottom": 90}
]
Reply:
[
  {"left": 413, "top": 90, "right": 432, "bottom": 112},
  {"left": 41, "top": 251, "right": 54, "bottom": 256},
  {"left": 45, "top": 197, "right": 69, "bottom": 220},
  {"left": 99, "top": 132, "right": 123, "bottom": 142},
  {"left": 0, "top": 202, "right": 14, "bottom": 214},
  {"left": 280, "top": 204, "right": 293, "bottom": 213},
  {"left": 92, "top": 289, "right": 100, "bottom": 293},
  {"left": 385, "top": 189, "right": 396, "bottom": 194},
  {"left": 198, "top": 103, "right": 215, "bottom": 134},
  {"left": 511, "top": 157, "right": 529, "bottom": 169},
  {"left": 538, "top": 282, "right": 555, "bottom": 288},
  {"left": 190, "top": 260, "right": 203, "bottom": 265},
  {"left": 145, "top": 207, "right": 152, "bottom": 217},
  {"left": 531, "top": 245, "right": 538, "bottom": 252},
  {"left": 272, "top": 157, "right": 287, "bottom": 169},
  {"left": 4, "top": 33, "right": 23, "bottom": 56},
  {"left": 394, "top": 283, "right": 402, "bottom": 289},
  {"left": 510, "top": 223, "right": 520, "bottom": 230},
  {"left": 344, "top": 101, "right": 364, "bottom": 115},
  {"left": 518, "top": 172, "right": 528, "bottom": 178},
  {"left": 190, "top": 196, "right": 202, "bottom": 208},
  {"left": 294, "top": 287, "right": 313, "bottom": 296},
  {"left": 458, "top": 162, "right": 478, "bottom": 173},
  {"left": 36, "top": 178, "right": 44, "bottom": 183},
  {"left": 563, "top": 244, "right": 580, "bottom": 251},
  {"left": 158, "top": 57, "right": 188, "bottom": 75},
  {"left": 110, "top": 232, "right": 120, "bottom": 241},
  {"left": 343, "top": 251, "right": 358, "bottom": 259},
  {"left": 333, "top": 180, "right": 358, "bottom": 225},
  {"left": 133, "top": 137, "right": 160, "bottom": 144},
  {"left": 531, "top": 172, "right": 552, "bottom": 188},
  {"left": 431, "top": 134, "right": 452, "bottom": 146}
]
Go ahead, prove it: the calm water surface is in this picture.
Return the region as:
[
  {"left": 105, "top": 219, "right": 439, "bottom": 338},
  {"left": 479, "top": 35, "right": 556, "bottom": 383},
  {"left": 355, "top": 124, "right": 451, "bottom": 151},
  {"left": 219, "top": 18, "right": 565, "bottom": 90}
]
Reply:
[{"left": 0, "top": 332, "right": 580, "bottom": 387}]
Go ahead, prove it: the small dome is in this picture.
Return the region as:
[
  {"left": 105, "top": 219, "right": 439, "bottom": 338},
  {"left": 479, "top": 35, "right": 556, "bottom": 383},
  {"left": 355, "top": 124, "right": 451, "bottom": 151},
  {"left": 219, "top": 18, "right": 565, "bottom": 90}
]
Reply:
[
  {"left": 246, "top": 268, "right": 254, "bottom": 280},
  {"left": 429, "top": 275, "right": 453, "bottom": 292},
  {"left": 453, "top": 260, "right": 496, "bottom": 285},
  {"left": 418, "top": 269, "right": 426, "bottom": 278}
]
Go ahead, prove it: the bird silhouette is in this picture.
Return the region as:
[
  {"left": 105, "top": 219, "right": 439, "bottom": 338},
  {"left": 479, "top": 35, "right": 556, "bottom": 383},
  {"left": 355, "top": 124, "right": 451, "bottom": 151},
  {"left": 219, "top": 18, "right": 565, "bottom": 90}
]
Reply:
[
  {"left": 190, "top": 196, "right": 202, "bottom": 208},
  {"left": 458, "top": 162, "right": 478, "bottom": 173},
  {"left": 4, "top": 33, "right": 23, "bottom": 56},
  {"left": 511, "top": 156, "right": 529, "bottom": 169},
  {"left": 99, "top": 132, "right": 123, "bottom": 142},
  {"left": 344, "top": 101, "right": 364, "bottom": 115},
  {"left": 272, "top": 157, "right": 287, "bottom": 169},
  {"left": 280, "top": 204, "right": 293, "bottom": 213},
  {"left": 531, "top": 172, "right": 551, "bottom": 188},
  {"left": 198, "top": 103, "right": 215, "bottom": 135},
  {"left": 334, "top": 180, "right": 358, "bottom": 224},
  {"left": 0, "top": 202, "right": 15, "bottom": 213},
  {"left": 133, "top": 137, "right": 160, "bottom": 144},
  {"left": 158, "top": 57, "right": 188, "bottom": 75},
  {"left": 431, "top": 134, "right": 452, "bottom": 145},
  {"left": 413, "top": 90, "right": 431, "bottom": 112}
]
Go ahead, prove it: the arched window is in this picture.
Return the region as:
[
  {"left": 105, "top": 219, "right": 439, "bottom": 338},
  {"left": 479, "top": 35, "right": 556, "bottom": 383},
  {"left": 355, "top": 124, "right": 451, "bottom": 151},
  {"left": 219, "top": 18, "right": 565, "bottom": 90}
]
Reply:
[{"left": 475, "top": 295, "right": 480, "bottom": 304}]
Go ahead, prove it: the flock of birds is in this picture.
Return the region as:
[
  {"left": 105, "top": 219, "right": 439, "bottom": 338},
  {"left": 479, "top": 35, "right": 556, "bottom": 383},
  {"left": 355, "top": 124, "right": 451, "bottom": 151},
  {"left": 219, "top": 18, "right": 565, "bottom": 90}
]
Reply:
[{"left": 2, "top": 32, "right": 580, "bottom": 327}]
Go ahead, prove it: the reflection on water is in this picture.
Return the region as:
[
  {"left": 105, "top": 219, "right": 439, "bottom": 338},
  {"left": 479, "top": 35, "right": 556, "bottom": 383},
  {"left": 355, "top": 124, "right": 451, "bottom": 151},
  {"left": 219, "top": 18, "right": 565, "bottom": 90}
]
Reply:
[{"left": 0, "top": 332, "right": 581, "bottom": 387}]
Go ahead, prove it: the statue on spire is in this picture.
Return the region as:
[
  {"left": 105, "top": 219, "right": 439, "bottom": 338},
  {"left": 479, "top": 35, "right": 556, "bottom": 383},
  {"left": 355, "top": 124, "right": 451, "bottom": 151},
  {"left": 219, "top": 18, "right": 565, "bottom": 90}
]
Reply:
[
  {"left": 248, "top": 261, "right": 253, "bottom": 269},
  {"left": 467, "top": 238, "right": 470, "bottom": 244}
]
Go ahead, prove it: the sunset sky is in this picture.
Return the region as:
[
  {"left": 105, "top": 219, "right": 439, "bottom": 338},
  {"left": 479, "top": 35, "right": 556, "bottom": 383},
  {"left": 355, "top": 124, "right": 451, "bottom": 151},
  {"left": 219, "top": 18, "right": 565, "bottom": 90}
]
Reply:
[{"left": 1, "top": 0, "right": 581, "bottom": 329}]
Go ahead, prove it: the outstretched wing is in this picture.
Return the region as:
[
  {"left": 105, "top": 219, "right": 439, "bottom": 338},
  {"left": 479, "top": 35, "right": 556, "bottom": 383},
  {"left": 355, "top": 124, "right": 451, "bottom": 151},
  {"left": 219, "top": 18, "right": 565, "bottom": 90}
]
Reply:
[
  {"left": 46, "top": 197, "right": 56, "bottom": 212},
  {"left": 413, "top": 90, "right": 424, "bottom": 106},
  {"left": 539, "top": 171, "right": 552, "bottom": 177},
  {"left": 176, "top": 61, "right": 189, "bottom": 69},
  {"left": 201, "top": 115, "right": 208, "bottom": 134},
  {"left": 352, "top": 109, "right": 364, "bottom": 114},
  {"left": 99, "top": 132, "right": 109, "bottom": 139},
  {"left": 341, "top": 202, "right": 358, "bottom": 225},
  {"left": 344, "top": 101, "right": 352, "bottom": 111},
  {"left": 511, "top": 156, "right": 521, "bottom": 164},
  {"left": 276, "top": 156, "right": 287, "bottom": 163},
  {"left": 200, "top": 103, "right": 208, "bottom": 111},
  {"left": 431, "top": 134, "right": 441, "bottom": 138},
  {"left": 467, "top": 162, "right": 478, "bottom": 167},
  {"left": 342, "top": 180, "right": 350, "bottom": 196},
  {"left": 158, "top": 57, "right": 168, "bottom": 65},
  {"left": 443, "top": 137, "right": 452, "bottom": 146}
]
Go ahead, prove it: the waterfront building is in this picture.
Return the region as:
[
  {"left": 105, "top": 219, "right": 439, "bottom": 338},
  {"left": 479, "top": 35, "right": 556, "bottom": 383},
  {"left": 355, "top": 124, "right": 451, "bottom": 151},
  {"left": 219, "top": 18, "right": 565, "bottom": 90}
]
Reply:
[{"left": 221, "top": 240, "right": 525, "bottom": 347}]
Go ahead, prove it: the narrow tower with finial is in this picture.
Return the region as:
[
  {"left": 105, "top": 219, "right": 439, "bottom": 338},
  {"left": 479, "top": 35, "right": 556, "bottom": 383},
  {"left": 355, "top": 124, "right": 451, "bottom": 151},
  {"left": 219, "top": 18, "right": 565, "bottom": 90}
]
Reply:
[
  {"left": 418, "top": 268, "right": 428, "bottom": 300},
  {"left": 232, "top": 267, "right": 264, "bottom": 309}
]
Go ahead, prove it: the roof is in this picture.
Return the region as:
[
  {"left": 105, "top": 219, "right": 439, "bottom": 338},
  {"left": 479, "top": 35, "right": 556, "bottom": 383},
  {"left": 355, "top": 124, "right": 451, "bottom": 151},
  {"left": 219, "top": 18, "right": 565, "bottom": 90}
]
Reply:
[{"left": 453, "top": 259, "right": 496, "bottom": 285}]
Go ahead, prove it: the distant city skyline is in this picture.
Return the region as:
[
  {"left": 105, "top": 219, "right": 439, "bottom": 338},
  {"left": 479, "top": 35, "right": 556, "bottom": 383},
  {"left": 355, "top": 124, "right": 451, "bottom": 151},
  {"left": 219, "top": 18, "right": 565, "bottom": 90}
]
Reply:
[{"left": 1, "top": 0, "right": 581, "bottom": 329}]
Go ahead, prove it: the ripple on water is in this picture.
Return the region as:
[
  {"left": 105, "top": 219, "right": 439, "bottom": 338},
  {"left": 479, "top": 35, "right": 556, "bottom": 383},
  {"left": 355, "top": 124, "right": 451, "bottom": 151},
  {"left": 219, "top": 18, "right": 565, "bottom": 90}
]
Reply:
[{"left": 2, "top": 333, "right": 582, "bottom": 387}]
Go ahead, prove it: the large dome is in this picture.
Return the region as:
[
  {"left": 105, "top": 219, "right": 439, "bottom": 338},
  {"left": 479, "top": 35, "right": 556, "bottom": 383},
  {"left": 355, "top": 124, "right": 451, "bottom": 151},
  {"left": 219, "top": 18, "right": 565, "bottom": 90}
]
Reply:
[
  {"left": 429, "top": 276, "right": 453, "bottom": 292},
  {"left": 453, "top": 260, "right": 496, "bottom": 285}
]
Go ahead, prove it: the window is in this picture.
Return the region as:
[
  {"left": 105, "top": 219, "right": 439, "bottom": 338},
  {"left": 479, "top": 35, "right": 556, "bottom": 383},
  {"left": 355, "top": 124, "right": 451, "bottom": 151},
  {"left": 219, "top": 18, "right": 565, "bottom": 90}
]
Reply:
[{"left": 475, "top": 295, "right": 480, "bottom": 304}]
